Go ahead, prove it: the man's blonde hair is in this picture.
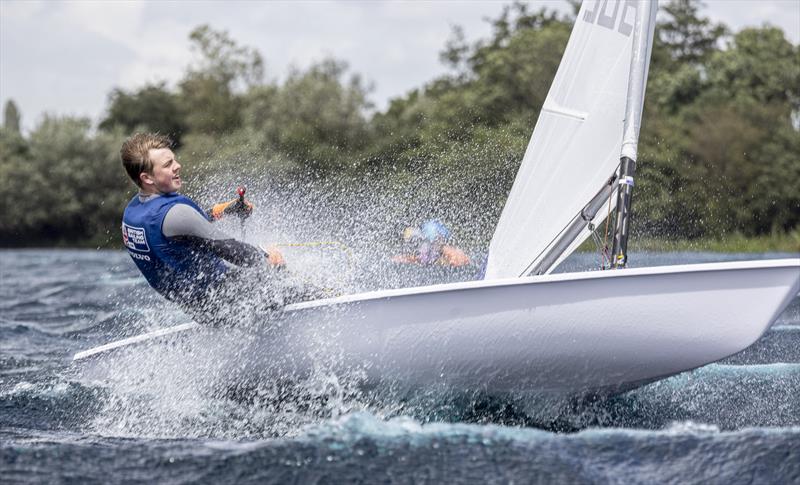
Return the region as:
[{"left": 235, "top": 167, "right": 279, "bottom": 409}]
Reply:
[{"left": 120, "top": 133, "right": 173, "bottom": 187}]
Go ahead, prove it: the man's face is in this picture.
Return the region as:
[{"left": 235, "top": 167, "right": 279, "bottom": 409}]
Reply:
[{"left": 141, "top": 148, "right": 182, "bottom": 193}]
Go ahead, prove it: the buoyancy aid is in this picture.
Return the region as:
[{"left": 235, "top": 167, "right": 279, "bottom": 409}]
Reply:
[{"left": 121, "top": 193, "right": 228, "bottom": 302}]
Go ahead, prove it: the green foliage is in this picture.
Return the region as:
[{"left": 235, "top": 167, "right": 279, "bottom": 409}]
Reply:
[
  {"left": 178, "top": 25, "right": 264, "bottom": 135},
  {"left": 658, "top": 0, "right": 727, "bottom": 65},
  {"left": 631, "top": 229, "right": 800, "bottom": 253},
  {"left": 368, "top": 4, "right": 569, "bottom": 172},
  {"left": 636, "top": 19, "right": 800, "bottom": 239},
  {"left": 0, "top": 125, "right": 30, "bottom": 237},
  {"left": 178, "top": 72, "right": 242, "bottom": 135},
  {"left": 0, "top": 116, "right": 130, "bottom": 245},
  {"left": 3, "top": 100, "right": 21, "bottom": 134},
  {"left": 705, "top": 27, "right": 799, "bottom": 110},
  {"left": 187, "top": 24, "right": 264, "bottom": 89},
  {"left": 246, "top": 59, "right": 373, "bottom": 174},
  {"left": 99, "top": 83, "right": 187, "bottom": 146}
]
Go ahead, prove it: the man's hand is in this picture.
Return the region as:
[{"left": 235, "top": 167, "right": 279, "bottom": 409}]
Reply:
[
  {"left": 264, "top": 245, "right": 285, "bottom": 267},
  {"left": 210, "top": 198, "right": 254, "bottom": 220},
  {"left": 441, "top": 245, "right": 470, "bottom": 267}
]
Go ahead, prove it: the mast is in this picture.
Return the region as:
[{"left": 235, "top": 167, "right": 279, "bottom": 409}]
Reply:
[
  {"left": 611, "top": 1, "right": 657, "bottom": 268},
  {"left": 611, "top": 157, "right": 635, "bottom": 268}
]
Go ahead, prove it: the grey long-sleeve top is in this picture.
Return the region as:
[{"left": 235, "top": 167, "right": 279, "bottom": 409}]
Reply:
[{"left": 141, "top": 193, "right": 266, "bottom": 267}]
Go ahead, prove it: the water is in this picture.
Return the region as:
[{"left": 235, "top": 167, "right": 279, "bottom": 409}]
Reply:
[{"left": 2, "top": 249, "right": 799, "bottom": 483}]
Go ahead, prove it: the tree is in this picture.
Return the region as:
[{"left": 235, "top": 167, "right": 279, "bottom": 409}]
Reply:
[
  {"left": 705, "top": 27, "right": 799, "bottom": 111},
  {"left": 369, "top": 5, "right": 569, "bottom": 170},
  {"left": 0, "top": 116, "right": 130, "bottom": 245},
  {"left": 186, "top": 24, "right": 264, "bottom": 90},
  {"left": 248, "top": 59, "right": 373, "bottom": 174},
  {"left": 658, "top": 0, "right": 727, "bottom": 65},
  {"left": 636, "top": 23, "right": 799, "bottom": 239},
  {"left": 178, "top": 25, "right": 264, "bottom": 135},
  {"left": 3, "top": 100, "right": 21, "bottom": 134},
  {"left": 99, "top": 83, "right": 187, "bottom": 146}
]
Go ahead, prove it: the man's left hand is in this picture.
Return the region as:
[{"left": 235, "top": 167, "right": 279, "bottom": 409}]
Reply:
[{"left": 211, "top": 198, "right": 254, "bottom": 220}]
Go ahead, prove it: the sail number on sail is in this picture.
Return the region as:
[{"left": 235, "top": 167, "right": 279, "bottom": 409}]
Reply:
[{"left": 582, "top": 0, "right": 638, "bottom": 37}]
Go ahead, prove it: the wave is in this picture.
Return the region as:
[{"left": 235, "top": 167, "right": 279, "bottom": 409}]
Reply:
[
  {"left": 4, "top": 360, "right": 797, "bottom": 441},
  {"left": 2, "top": 357, "right": 800, "bottom": 484},
  {"left": 716, "top": 324, "right": 800, "bottom": 365},
  {"left": 2, "top": 413, "right": 798, "bottom": 484},
  {"left": 567, "top": 362, "right": 800, "bottom": 430},
  {"left": 0, "top": 380, "right": 104, "bottom": 432}
]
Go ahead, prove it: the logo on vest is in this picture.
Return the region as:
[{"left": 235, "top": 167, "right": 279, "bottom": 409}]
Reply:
[
  {"left": 129, "top": 252, "right": 151, "bottom": 261},
  {"left": 122, "top": 223, "right": 150, "bottom": 252}
]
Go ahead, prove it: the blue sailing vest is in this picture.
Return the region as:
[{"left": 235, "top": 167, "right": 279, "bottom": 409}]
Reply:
[{"left": 122, "top": 193, "right": 228, "bottom": 302}]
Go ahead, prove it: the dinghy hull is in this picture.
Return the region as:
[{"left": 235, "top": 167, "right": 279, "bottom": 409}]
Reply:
[{"left": 74, "top": 259, "right": 800, "bottom": 398}]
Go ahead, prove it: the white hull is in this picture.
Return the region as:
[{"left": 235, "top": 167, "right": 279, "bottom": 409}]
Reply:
[{"left": 74, "top": 259, "right": 800, "bottom": 397}]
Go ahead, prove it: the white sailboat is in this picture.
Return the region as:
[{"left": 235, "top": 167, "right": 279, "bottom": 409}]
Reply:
[{"left": 74, "top": 0, "right": 799, "bottom": 398}]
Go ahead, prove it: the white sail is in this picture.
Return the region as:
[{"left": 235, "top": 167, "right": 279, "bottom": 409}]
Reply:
[{"left": 485, "top": 0, "right": 658, "bottom": 279}]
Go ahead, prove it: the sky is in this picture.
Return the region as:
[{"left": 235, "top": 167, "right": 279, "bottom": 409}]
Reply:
[{"left": 1, "top": 0, "right": 798, "bottom": 131}]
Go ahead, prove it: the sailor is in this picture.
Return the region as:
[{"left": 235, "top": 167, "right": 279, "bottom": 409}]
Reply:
[
  {"left": 391, "top": 219, "right": 470, "bottom": 267},
  {"left": 119, "top": 132, "right": 284, "bottom": 325}
]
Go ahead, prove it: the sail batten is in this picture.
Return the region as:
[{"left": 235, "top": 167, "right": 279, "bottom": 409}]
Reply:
[
  {"left": 485, "top": 0, "right": 658, "bottom": 279},
  {"left": 540, "top": 104, "right": 588, "bottom": 121}
]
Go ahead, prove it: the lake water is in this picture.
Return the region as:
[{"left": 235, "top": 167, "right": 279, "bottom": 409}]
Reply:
[{"left": 2, "top": 249, "right": 799, "bottom": 483}]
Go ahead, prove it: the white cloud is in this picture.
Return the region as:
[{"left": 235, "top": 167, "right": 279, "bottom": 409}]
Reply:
[
  {"left": 0, "top": 0, "right": 47, "bottom": 20},
  {"left": 704, "top": 0, "right": 799, "bottom": 39},
  {"left": 58, "top": 0, "right": 146, "bottom": 50}
]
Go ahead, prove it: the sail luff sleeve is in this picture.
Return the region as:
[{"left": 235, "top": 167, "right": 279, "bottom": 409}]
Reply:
[{"left": 620, "top": 1, "right": 657, "bottom": 162}]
